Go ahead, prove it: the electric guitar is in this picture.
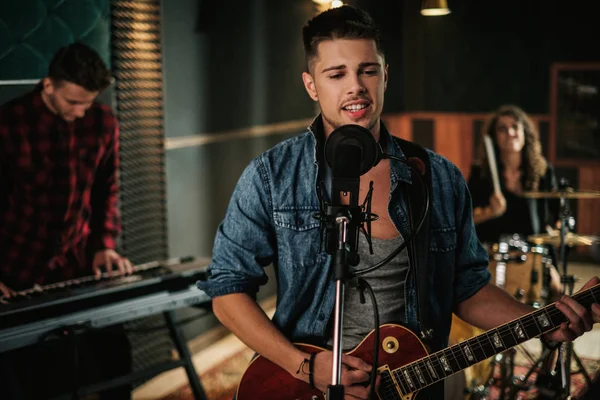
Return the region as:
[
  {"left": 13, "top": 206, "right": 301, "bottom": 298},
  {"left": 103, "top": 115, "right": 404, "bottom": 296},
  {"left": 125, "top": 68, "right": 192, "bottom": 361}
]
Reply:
[{"left": 236, "top": 283, "right": 599, "bottom": 399}]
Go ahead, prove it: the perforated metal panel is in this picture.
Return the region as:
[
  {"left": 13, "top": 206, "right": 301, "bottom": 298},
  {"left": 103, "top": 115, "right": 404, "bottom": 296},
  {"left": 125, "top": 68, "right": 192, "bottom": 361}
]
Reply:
[
  {"left": 111, "top": 0, "right": 172, "bottom": 376},
  {"left": 111, "top": 0, "right": 167, "bottom": 264}
]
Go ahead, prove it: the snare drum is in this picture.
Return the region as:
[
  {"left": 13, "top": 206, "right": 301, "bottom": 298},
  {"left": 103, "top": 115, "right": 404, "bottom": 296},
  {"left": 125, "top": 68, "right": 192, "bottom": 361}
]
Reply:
[{"left": 487, "top": 234, "right": 560, "bottom": 307}]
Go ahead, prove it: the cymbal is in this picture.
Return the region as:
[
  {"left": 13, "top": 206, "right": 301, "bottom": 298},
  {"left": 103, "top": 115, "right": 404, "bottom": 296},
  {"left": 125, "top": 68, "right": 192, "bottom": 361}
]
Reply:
[
  {"left": 522, "top": 189, "right": 600, "bottom": 199},
  {"left": 527, "top": 232, "right": 600, "bottom": 247}
]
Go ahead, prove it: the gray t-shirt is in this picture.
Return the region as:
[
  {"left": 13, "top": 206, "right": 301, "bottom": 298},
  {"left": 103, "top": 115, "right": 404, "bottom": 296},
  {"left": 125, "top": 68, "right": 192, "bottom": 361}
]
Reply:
[{"left": 328, "top": 232, "right": 409, "bottom": 351}]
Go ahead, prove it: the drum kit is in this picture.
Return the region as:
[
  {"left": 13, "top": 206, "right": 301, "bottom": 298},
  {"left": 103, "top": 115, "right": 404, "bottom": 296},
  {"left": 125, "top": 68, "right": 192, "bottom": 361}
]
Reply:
[{"left": 449, "top": 186, "right": 600, "bottom": 400}]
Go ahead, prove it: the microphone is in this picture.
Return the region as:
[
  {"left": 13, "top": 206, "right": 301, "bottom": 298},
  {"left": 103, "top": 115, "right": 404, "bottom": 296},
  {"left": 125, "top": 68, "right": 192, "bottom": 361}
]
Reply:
[{"left": 323, "top": 125, "right": 381, "bottom": 256}]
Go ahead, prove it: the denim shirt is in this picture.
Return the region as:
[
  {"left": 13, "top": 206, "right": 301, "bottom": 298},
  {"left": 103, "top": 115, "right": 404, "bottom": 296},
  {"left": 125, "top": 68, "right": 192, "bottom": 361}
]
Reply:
[{"left": 198, "top": 117, "right": 491, "bottom": 355}]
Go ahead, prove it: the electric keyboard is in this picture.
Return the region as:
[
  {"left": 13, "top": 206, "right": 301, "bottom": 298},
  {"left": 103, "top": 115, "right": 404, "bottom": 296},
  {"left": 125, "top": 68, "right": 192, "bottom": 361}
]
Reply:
[{"left": 0, "top": 257, "right": 212, "bottom": 352}]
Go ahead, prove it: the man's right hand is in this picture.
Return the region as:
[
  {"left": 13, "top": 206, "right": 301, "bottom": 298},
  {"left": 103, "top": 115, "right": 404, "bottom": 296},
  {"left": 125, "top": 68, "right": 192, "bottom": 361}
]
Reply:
[
  {"left": 488, "top": 191, "right": 507, "bottom": 218},
  {"left": 0, "top": 281, "right": 16, "bottom": 298},
  {"left": 305, "top": 351, "right": 379, "bottom": 399}
]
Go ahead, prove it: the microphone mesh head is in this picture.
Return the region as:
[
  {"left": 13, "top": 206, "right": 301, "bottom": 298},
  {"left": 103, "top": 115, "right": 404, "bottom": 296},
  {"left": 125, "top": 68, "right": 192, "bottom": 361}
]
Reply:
[{"left": 324, "top": 124, "right": 380, "bottom": 176}]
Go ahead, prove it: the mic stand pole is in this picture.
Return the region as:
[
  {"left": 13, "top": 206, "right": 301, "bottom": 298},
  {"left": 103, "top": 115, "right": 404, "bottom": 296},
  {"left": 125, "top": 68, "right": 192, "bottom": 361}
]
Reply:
[
  {"left": 557, "top": 192, "right": 572, "bottom": 397},
  {"left": 554, "top": 192, "right": 592, "bottom": 398},
  {"left": 328, "top": 212, "right": 352, "bottom": 400}
]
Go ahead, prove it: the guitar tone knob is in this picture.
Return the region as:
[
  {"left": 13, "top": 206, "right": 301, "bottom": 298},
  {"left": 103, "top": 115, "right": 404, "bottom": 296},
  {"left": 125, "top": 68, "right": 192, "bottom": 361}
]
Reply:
[{"left": 382, "top": 336, "right": 399, "bottom": 354}]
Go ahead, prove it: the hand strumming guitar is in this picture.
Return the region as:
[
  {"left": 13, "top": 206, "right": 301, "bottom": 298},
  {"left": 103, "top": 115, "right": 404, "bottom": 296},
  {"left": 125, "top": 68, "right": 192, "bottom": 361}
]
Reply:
[{"left": 296, "top": 350, "right": 379, "bottom": 399}]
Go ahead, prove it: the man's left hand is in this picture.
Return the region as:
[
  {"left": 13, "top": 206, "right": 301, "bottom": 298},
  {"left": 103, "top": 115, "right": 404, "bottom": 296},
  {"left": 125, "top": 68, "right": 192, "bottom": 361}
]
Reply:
[
  {"left": 545, "top": 276, "right": 600, "bottom": 343},
  {"left": 92, "top": 249, "right": 134, "bottom": 278}
]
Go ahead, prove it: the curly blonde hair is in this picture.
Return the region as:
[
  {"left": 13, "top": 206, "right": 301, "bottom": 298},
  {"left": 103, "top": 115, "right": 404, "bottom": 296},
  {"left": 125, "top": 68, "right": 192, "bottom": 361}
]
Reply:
[{"left": 477, "top": 105, "right": 548, "bottom": 191}]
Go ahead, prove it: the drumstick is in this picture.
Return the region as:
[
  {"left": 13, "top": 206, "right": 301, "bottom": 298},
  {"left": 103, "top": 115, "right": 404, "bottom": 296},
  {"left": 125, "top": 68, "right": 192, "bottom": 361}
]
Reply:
[{"left": 483, "top": 134, "right": 501, "bottom": 194}]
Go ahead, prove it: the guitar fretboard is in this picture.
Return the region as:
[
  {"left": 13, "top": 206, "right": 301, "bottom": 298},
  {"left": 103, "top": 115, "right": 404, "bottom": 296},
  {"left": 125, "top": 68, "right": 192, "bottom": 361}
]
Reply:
[{"left": 383, "top": 284, "right": 599, "bottom": 397}]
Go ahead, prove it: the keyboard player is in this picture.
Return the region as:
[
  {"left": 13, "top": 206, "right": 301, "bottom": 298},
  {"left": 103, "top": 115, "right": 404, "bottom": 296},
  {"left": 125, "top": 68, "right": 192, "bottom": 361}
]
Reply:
[{"left": 0, "top": 43, "right": 132, "bottom": 400}]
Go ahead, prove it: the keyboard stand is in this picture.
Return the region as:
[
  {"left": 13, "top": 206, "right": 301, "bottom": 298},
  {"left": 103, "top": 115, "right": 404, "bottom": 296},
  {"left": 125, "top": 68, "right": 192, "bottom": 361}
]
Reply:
[{"left": 165, "top": 310, "right": 208, "bottom": 400}]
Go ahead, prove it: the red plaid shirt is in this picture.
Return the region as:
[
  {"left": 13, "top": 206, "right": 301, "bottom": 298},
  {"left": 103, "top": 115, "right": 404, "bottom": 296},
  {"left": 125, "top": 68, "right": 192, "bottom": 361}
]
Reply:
[{"left": 0, "top": 87, "right": 121, "bottom": 289}]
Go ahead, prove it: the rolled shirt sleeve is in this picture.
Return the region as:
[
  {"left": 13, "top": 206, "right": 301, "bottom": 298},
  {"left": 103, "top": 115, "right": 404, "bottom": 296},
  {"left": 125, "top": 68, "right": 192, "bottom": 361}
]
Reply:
[{"left": 198, "top": 157, "right": 275, "bottom": 298}]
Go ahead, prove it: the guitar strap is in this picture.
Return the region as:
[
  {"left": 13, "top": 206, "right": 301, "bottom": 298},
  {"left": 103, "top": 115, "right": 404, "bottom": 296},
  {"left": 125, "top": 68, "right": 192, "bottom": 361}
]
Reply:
[{"left": 396, "top": 138, "right": 434, "bottom": 343}]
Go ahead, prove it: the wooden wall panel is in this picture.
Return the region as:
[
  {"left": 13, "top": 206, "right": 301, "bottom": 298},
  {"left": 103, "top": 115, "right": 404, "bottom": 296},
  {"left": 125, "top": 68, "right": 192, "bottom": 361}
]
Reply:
[
  {"left": 434, "top": 115, "right": 474, "bottom": 179},
  {"left": 578, "top": 166, "right": 600, "bottom": 236},
  {"left": 383, "top": 114, "right": 412, "bottom": 141}
]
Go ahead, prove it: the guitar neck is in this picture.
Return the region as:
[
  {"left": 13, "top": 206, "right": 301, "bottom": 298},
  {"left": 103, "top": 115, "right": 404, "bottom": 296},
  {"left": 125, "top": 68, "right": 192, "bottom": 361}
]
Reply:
[{"left": 387, "top": 284, "right": 600, "bottom": 395}]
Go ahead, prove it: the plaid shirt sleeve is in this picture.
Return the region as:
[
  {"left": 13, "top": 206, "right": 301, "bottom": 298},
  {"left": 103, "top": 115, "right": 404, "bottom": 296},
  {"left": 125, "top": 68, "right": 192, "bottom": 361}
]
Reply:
[{"left": 88, "top": 115, "right": 121, "bottom": 252}]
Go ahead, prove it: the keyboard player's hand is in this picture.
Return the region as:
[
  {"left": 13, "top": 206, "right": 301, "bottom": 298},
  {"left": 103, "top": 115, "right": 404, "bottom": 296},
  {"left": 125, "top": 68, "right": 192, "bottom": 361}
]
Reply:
[
  {"left": 0, "top": 280, "right": 16, "bottom": 298},
  {"left": 92, "top": 249, "right": 134, "bottom": 279}
]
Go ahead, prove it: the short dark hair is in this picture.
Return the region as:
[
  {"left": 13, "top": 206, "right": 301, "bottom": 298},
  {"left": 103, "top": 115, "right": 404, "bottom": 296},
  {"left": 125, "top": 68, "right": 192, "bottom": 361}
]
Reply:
[
  {"left": 302, "top": 5, "right": 384, "bottom": 72},
  {"left": 48, "top": 42, "right": 112, "bottom": 92}
]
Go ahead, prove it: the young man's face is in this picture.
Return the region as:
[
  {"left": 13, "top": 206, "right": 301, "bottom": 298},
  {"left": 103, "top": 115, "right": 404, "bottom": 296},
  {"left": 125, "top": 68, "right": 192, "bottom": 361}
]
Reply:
[
  {"left": 302, "top": 38, "right": 388, "bottom": 140},
  {"left": 42, "top": 78, "right": 99, "bottom": 122}
]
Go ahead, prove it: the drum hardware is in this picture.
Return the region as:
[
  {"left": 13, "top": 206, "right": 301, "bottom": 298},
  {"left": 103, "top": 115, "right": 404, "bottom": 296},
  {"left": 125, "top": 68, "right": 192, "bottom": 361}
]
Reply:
[
  {"left": 534, "top": 370, "right": 566, "bottom": 400},
  {"left": 451, "top": 184, "right": 599, "bottom": 398},
  {"left": 528, "top": 232, "right": 600, "bottom": 247},
  {"left": 465, "top": 385, "right": 488, "bottom": 400},
  {"left": 513, "top": 179, "right": 598, "bottom": 399},
  {"left": 472, "top": 233, "right": 564, "bottom": 399},
  {"left": 551, "top": 180, "right": 595, "bottom": 399},
  {"left": 492, "top": 252, "right": 527, "bottom": 263},
  {"left": 489, "top": 234, "right": 553, "bottom": 308},
  {"left": 522, "top": 189, "right": 600, "bottom": 199}
]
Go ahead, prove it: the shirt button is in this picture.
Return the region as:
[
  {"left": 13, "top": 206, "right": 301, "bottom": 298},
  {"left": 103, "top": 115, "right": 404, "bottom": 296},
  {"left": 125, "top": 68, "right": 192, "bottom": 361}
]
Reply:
[{"left": 318, "top": 313, "right": 326, "bottom": 321}]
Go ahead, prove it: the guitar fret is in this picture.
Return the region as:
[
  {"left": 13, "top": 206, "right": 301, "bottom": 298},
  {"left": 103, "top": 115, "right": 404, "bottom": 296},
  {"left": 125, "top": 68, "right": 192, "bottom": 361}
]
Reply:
[
  {"left": 470, "top": 335, "right": 491, "bottom": 362},
  {"left": 418, "top": 359, "right": 433, "bottom": 385},
  {"left": 440, "top": 350, "right": 456, "bottom": 373},
  {"left": 523, "top": 313, "right": 542, "bottom": 338},
  {"left": 512, "top": 320, "right": 527, "bottom": 340},
  {"left": 590, "top": 289, "right": 598, "bottom": 303},
  {"left": 448, "top": 343, "right": 469, "bottom": 370},
  {"left": 408, "top": 366, "right": 420, "bottom": 390},
  {"left": 491, "top": 330, "right": 505, "bottom": 350},
  {"left": 538, "top": 310, "right": 553, "bottom": 329},
  {"left": 402, "top": 367, "right": 416, "bottom": 391},
  {"left": 477, "top": 332, "right": 497, "bottom": 360},
  {"left": 440, "top": 354, "right": 452, "bottom": 373},
  {"left": 531, "top": 310, "right": 543, "bottom": 332},
  {"left": 547, "top": 305, "right": 566, "bottom": 327},
  {"left": 461, "top": 341, "right": 475, "bottom": 362},
  {"left": 412, "top": 363, "right": 427, "bottom": 387},
  {"left": 501, "top": 323, "right": 519, "bottom": 348},
  {"left": 401, "top": 365, "right": 422, "bottom": 391},
  {"left": 432, "top": 353, "right": 448, "bottom": 378},
  {"left": 393, "top": 369, "right": 410, "bottom": 395},
  {"left": 425, "top": 358, "right": 438, "bottom": 380}
]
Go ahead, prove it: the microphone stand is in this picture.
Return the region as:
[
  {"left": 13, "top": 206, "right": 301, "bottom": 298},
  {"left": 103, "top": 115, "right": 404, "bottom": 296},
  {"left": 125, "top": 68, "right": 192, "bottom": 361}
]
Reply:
[
  {"left": 553, "top": 184, "right": 593, "bottom": 398},
  {"left": 319, "top": 124, "right": 397, "bottom": 400},
  {"left": 328, "top": 210, "right": 352, "bottom": 400},
  {"left": 325, "top": 197, "right": 365, "bottom": 400}
]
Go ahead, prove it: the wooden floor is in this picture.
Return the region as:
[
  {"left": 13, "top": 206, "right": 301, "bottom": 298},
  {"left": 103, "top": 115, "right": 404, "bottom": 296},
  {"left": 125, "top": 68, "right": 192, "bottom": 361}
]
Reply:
[{"left": 132, "top": 262, "right": 600, "bottom": 399}]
